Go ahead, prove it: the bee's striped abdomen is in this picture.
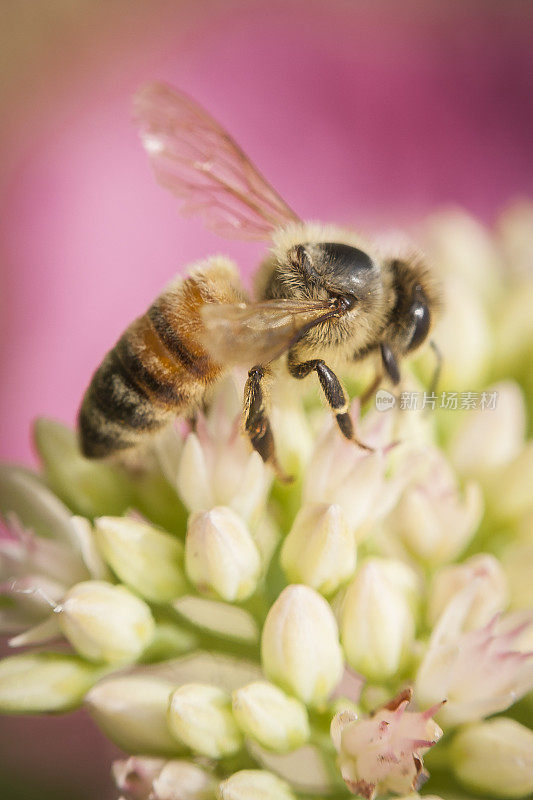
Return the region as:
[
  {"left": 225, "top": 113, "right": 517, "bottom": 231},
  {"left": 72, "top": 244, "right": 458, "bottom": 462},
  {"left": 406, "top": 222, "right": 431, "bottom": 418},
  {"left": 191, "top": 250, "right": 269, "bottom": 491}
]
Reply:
[
  {"left": 78, "top": 257, "right": 246, "bottom": 458},
  {"left": 78, "top": 348, "right": 163, "bottom": 457}
]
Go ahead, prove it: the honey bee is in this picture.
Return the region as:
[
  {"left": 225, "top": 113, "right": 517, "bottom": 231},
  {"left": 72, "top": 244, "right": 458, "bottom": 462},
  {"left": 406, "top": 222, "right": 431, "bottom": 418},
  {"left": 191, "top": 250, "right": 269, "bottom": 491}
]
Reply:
[{"left": 78, "top": 83, "right": 440, "bottom": 473}]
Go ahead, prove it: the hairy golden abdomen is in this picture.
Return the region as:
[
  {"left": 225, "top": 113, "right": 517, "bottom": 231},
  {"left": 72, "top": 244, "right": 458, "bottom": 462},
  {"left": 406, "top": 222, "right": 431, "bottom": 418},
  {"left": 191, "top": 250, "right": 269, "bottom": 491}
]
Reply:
[{"left": 78, "top": 259, "right": 244, "bottom": 458}]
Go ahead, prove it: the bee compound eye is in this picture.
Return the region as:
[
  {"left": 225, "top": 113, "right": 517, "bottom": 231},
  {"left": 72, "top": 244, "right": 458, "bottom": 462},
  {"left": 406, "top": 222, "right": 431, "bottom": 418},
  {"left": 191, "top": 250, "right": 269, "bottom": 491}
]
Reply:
[
  {"left": 407, "top": 300, "right": 430, "bottom": 351},
  {"left": 327, "top": 294, "right": 356, "bottom": 315},
  {"left": 343, "top": 294, "right": 357, "bottom": 310}
]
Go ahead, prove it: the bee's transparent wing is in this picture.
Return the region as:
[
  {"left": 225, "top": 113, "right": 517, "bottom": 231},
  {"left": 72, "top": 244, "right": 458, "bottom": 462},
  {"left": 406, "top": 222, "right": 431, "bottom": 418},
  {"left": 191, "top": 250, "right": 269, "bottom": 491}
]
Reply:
[
  {"left": 200, "top": 299, "right": 333, "bottom": 366},
  {"left": 134, "top": 83, "right": 301, "bottom": 241}
]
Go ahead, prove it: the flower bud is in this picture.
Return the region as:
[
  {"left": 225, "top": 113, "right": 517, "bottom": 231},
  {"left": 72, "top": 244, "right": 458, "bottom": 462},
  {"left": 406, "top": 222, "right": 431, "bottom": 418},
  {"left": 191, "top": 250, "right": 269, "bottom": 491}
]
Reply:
[
  {"left": 33, "top": 418, "right": 133, "bottom": 517},
  {"left": 232, "top": 681, "right": 310, "bottom": 752},
  {"left": 450, "top": 718, "right": 533, "bottom": 798},
  {"left": 85, "top": 675, "right": 181, "bottom": 755},
  {"left": 502, "top": 540, "right": 533, "bottom": 610},
  {"left": 0, "top": 652, "right": 99, "bottom": 713},
  {"left": 270, "top": 384, "right": 314, "bottom": 475},
  {"left": 261, "top": 584, "right": 343, "bottom": 708},
  {"left": 217, "top": 770, "right": 296, "bottom": 800},
  {"left": 431, "top": 276, "right": 491, "bottom": 389},
  {"left": 175, "top": 380, "right": 271, "bottom": 525},
  {"left": 487, "top": 441, "right": 533, "bottom": 522},
  {"left": 152, "top": 760, "right": 216, "bottom": 800},
  {"left": 303, "top": 425, "right": 393, "bottom": 536},
  {"left": 59, "top": 580, "right": 155, "bottom": 664},
  {"left": 113, "top": 756, "right": 166, "bottom": 800},
  {"left": 340, "top": 559, "right": 416, "bottom": 681},
  {"left": 387, "top": 448, "right": 482, "bottom": 566},
  {"left": 449, "top": 382, "right": 526, "bottom": 477},
  {"left": 0, "top": 462, "right": 80, "bottom": 544},
  {"left": 173, "top": 595, "right": 258, "bottom": 644},
  {"left": 95, "top": 516, "right": 187, "bottom": 603},
  {"left": 493, "top": 276, "right": 533, "bottom": 375},
  {"left": 185, "top": 507, "right": 261, "bottom": 602},
  {"left": 423, "top": 209, "right": 500, "bottom": 302},
  {"left": 428, "top": 554, "right": 508, "bottom": 630},
  {"left": 280, "top": 504, "right": 356, "bottom": 596},
  {"left": 168, "top": 683, "right": 243, "bottom": 758}
]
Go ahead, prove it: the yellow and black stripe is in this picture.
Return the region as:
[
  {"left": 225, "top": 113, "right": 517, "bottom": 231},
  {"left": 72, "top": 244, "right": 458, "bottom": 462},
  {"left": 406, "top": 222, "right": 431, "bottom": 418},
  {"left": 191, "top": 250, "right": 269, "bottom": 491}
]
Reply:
[{"left": 78, "top": 257, "right": 246, "bottom": 458}]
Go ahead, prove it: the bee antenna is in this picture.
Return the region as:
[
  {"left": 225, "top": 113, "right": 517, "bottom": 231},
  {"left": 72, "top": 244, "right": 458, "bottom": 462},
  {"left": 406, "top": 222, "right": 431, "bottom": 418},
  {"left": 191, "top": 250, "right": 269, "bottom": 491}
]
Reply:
[{"left": 429, "top": 339, "right": 442, "bottom": 396}]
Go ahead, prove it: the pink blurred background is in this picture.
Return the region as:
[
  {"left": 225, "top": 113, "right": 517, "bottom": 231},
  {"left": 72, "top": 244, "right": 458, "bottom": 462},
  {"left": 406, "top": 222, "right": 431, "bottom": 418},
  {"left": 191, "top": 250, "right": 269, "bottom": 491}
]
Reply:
[
  {"left": 2, "top": 0, "right": 533, "bottom": 467},
  {"left": 0, "top": 1, "right": 532, "bottom": 798}
]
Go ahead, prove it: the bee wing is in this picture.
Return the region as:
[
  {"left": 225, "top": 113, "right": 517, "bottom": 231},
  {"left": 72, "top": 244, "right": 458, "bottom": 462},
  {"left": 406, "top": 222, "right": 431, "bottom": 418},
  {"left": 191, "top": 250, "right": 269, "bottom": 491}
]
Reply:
[
  {"left": 200, "top": 299, "right": 334, "bottom": 366},
  {"left": 133, "top": 83, "right": 301, "bottom": 241}
]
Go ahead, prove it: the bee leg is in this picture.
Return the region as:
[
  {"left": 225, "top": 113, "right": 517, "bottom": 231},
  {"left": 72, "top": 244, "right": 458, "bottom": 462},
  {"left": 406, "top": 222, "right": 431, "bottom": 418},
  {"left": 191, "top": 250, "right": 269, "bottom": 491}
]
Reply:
[
  {"left": 288, "top": 354, "right": 373, "bottom": 451},
  {"left": 244, "top": 366, "right": 291, "bottom": 482}
]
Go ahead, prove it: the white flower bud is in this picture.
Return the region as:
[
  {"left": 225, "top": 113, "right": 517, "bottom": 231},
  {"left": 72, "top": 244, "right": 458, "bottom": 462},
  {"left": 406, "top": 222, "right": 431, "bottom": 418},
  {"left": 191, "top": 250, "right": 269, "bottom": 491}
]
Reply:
[
  {"left": 175, "top": 379, "right": 271, "bottom": 525},
  {"left": 340, "top": 559, "right": 416, "bottom": 681},
  {"left": 0, "top": 652, "right": 99, "bottom": 713},
  {"left": 59, "top": 580, "right": 155, "bottom": 664},
  {"left": 168, "top": 683, "right": 243, "bottom": 758},
  {"left": 232, "top": 681, "right": 310, "bottom": 752},
  {"left": 494, "top": 278, "right": 533, "bottom": 375},
  {"left": 217, "top": 770, "right": 296, "bottom": 800},
  {"left": 428, "top": 554, "right": 508, "bottom": 629},
  {"left": 280, "top": 504, "right": 356, "bottom": 596},
  {"left": 95, "top": 516, "right": 187, "bottom": 603},
  {"left": 487, "top": 441, "right": 533, "bottom": 522},
  {"left": 85, "top": 675, "right": 181, "bottom": 755},
  {"left": 449, "top": 382, "right": 526, "bottom": 477},
  {"left": 423, "top": 209, "right": 500, "bottom": 301},
  {"left": 432, "top": 276, "right": 492, "bottom": 389},
  {"left": 304, "top": 432, "right": 391, "bottom": 536},
  {"left": 33, "top": 418, "right": 133, "bottom": 517},
  {"left": 502, "top": 539, "right": 533, "bottom": 610},
  {"left": 261, "top": 584, "right": 343, "bottom": 707},
  {"left": 173, "top": 595, "right": 258, "bottom": 644},
  {"left": 152, "top": 760, "right": 216, "bottom": 800},
  {"left": 451, "top": 718, "right": 533, "bottom": 798},
  {"left": 270, "top": 384, "right": 314, "bottom": 476},
  {"left": 185, "top": 507, "right": 261, "bottom": 602},
  {"left": 387, "top": 448, "right": 482, "bottom": 566},
  {"left": 0, "top": 462, "right": 78, "bottom": 545}
]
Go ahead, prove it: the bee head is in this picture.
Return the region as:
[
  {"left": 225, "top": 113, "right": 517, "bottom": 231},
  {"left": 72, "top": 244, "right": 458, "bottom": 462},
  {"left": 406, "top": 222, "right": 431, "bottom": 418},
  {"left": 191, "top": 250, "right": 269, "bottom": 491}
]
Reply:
[{"left": 286, "top": 241, "right": 383, "bottom": 309}]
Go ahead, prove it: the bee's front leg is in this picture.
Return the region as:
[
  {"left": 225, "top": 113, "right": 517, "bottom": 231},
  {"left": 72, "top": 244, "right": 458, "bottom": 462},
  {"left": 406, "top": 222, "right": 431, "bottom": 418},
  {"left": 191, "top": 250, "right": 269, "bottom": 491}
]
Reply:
[
  {"left": 244, "top": 366, "right": 290, "bottom": 481},
  {"left": 288, "top": 351, "right": 372, "bottom": 451}
]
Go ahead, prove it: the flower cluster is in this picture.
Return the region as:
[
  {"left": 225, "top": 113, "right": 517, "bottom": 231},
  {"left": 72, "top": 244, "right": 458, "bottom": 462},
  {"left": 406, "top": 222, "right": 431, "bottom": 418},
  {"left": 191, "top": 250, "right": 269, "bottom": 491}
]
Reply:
[{"left": 1, "top": 206, "right": 533, "bottom": 800}]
